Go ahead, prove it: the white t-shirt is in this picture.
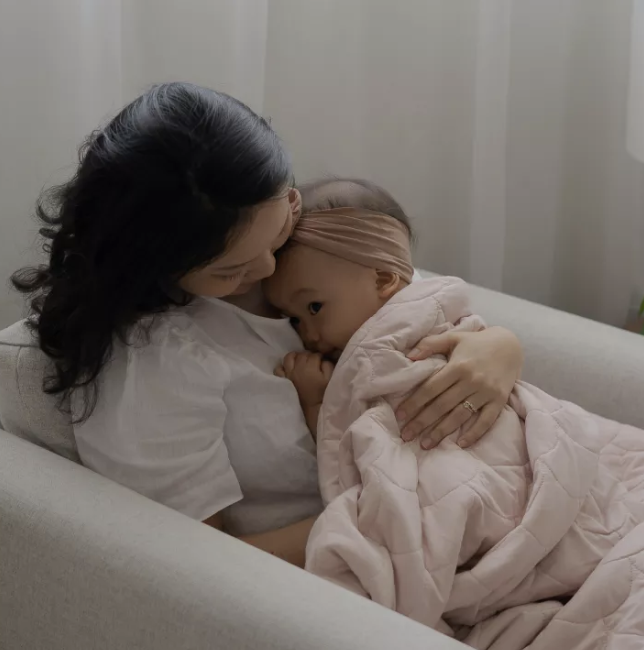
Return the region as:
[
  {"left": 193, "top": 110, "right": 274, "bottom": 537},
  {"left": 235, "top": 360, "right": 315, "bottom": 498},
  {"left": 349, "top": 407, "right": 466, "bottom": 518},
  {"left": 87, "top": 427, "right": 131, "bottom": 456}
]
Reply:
[{"left": 73, "top": 297, "right": 323, "bottom": 536}]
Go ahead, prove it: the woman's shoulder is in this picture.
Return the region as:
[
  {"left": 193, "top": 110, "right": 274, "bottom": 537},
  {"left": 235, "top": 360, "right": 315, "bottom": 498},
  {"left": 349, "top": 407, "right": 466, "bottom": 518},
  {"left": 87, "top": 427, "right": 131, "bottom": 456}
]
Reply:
[{"left": 114, "top": 308, "right": 232, "bottom": 389}]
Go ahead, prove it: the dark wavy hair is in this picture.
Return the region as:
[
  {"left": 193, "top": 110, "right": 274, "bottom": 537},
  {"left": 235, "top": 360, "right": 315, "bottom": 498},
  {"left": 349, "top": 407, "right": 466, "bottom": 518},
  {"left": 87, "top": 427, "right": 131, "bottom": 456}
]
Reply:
[{"left": 12, "top": 82, "right": 291, "bottom": 420}]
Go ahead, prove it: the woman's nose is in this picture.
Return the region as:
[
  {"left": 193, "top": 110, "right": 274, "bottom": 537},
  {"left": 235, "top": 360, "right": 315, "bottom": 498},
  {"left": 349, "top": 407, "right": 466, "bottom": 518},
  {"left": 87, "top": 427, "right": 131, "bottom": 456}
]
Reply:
[{"left": 248, "top": 251, "right": 276, "bottom": 282}]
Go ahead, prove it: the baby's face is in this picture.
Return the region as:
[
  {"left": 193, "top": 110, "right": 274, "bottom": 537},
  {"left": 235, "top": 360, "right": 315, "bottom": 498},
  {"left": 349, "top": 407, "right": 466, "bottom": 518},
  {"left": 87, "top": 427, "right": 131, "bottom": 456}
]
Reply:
[{"left": 264, "top": 244, "right": 390, "bottom": 360}]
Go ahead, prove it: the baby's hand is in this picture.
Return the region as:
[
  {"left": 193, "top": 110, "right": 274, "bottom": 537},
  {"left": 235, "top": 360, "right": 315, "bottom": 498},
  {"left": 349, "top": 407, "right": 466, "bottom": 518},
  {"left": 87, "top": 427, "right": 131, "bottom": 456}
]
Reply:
[{"left": 275, "top": 351, "right": 334, "bottom": 407}]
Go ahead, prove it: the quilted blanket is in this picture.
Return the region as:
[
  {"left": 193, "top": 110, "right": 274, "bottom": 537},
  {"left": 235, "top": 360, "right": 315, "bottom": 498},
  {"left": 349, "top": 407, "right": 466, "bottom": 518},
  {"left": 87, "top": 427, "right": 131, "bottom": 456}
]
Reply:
[{"left": 306, "top": 277, "right": 644, "bottom": 649}]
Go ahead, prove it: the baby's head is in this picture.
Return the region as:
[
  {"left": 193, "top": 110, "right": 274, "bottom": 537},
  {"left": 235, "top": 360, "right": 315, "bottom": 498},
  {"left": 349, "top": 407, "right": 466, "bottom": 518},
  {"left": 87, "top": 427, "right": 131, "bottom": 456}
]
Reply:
[{"left": 264, "top": 179, "right": 413, "bottom": 360}]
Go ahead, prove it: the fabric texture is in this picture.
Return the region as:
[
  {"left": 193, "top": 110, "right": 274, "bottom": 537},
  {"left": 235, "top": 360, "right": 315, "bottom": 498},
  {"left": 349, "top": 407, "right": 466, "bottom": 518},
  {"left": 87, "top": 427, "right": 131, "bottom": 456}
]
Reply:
[
  {"left": 3, "top": 277, "right": 644, "bottom": 650},
  {"left": 3, "top": 273, "right": 644, "bottom": 466},
  {"left": 74, "top": 296, "right": 322, "bottom": 535},
  {"left": 2, "top": 3, "right": 643, "bottom": 332},
  {"left": 307, "top": 277, "right": 644, "bottom": 648},
  {"left": 0, "top": 429, "right": 464, "bottom": 650},
  {"left": 291, "top": 208, "right": 414, "bottom": 283},
  {"left": 0, "top": 320, "right": 77, "bottom": 461},
  {"left": 461, "top": 276, "right": 644, "bottom": 431},
  {"left": 263, "top": 2, "right": 644, "bottom": 327}
]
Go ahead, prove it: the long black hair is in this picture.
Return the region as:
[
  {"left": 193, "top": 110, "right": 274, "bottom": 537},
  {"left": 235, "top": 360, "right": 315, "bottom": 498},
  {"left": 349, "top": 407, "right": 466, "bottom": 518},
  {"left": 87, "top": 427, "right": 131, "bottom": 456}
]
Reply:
[{"left": 12, "top": 82, "right": 291, "bottom": 420}]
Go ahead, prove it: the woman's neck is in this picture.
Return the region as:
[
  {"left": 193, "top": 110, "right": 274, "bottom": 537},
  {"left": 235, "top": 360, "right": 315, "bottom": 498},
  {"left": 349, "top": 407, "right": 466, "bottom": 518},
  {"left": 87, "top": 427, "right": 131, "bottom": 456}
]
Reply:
[{"left": 222, "top": 282, "right": 282, "bottom": 318}]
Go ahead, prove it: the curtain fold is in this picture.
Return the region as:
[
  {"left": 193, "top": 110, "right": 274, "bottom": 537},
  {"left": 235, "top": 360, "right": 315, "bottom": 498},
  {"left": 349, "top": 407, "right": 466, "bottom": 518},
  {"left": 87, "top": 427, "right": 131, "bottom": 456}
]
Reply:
[
  {"left": 1, "top": 0, "right": 642, "bottom": 328},
  {"left": 0, "top": 0, "right": 123, "bottom": 325},
  {"left": 265, "top": 0, "right": 644, "bottom": 326}
]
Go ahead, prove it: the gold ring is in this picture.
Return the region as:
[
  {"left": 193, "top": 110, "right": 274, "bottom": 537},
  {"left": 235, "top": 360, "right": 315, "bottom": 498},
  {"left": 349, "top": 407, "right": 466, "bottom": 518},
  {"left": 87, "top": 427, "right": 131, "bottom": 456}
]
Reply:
[{"left": 462, "top": 400, "right": 478, "bottom": 415}]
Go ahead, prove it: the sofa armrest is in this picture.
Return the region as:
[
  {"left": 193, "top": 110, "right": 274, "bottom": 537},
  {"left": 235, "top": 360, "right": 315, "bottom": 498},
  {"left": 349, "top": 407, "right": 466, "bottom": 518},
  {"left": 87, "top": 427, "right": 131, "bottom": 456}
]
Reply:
[
  {"left": 467, "top": 283, "right": 644, "bottom": 429},
  {"left": 0, "top": 431, "right": 465, "bottom": 650}
]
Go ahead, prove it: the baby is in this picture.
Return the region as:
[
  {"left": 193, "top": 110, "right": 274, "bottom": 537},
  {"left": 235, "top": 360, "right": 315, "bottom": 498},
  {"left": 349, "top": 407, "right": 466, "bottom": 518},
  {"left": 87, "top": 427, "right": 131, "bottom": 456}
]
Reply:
[
  {"left": 263, "top": 178, "right": 644, "bottom": 647},
  {"left": 264, "top": 178, "right": 414, "bottom": 438}
]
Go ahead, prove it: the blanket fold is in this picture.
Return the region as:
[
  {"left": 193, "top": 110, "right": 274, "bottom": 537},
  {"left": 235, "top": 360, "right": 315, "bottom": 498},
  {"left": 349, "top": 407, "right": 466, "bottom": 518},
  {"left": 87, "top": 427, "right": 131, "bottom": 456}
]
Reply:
[{"left": 307, "top": 277, "right": 644, "bottom": 649}]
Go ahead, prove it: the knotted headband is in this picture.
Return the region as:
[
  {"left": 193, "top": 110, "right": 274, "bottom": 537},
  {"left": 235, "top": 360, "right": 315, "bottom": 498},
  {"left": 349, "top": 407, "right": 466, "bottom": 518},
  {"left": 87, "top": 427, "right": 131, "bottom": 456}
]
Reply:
[{"left": 289, "top": 207, "right": 413, "bottom": 283}]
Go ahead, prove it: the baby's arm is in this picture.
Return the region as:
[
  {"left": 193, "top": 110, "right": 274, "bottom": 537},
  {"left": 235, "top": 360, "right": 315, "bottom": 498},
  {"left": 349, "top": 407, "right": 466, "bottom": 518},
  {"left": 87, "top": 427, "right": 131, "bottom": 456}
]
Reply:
[
  {"left": 302, "top": 404, "right": 322, "bottom": 440},
  {"left": 274, "top": 351, "right": 334, "bottom": 441}
]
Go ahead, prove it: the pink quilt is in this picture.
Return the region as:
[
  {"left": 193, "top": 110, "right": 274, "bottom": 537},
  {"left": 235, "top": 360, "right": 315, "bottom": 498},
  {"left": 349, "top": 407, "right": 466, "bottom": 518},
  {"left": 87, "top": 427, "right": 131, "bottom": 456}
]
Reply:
[{"left": 306, "top": 277, "right": 644, "bottom": 649}]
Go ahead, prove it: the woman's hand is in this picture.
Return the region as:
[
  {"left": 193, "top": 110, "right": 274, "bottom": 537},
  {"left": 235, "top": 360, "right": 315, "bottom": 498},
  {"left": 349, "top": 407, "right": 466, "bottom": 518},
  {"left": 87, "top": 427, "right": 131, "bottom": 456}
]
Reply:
[{"left": 396, "top": 327, "right": 523, "bottom": 450}]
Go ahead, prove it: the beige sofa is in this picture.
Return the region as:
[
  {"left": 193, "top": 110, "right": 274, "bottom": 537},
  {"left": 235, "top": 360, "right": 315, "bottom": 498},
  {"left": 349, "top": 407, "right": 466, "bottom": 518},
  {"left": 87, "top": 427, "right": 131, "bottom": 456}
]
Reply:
[{"left": 2, "top": 278, "right": 644, "bottom": 650}]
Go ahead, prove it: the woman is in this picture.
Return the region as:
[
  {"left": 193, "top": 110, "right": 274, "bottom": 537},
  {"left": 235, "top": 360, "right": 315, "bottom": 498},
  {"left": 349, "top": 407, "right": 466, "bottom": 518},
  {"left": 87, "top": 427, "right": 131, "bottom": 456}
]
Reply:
[{"left": 12, "top": 83, "right": 522, "bottom": 567}]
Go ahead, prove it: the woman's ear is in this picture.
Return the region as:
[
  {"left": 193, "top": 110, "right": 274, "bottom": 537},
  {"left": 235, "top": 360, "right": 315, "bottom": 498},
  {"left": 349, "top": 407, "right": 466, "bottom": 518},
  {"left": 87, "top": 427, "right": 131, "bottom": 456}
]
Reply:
[
  {"left": 288, "top": 188, "right": 302, "bottom": 225},
  {"left": 376, "top": 271, "right": 402, "bottom": 300}
]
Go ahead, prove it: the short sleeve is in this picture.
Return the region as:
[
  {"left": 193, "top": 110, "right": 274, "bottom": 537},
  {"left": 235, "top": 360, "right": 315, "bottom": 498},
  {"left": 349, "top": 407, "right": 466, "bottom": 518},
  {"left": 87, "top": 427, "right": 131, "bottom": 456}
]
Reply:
[{"left": 73, "top": 323, "right": 242, "bottom": 521}]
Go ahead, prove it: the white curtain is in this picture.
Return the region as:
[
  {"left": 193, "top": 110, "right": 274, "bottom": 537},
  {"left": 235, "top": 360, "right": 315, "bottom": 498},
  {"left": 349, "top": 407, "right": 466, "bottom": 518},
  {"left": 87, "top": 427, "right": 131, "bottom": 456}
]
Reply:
[
  {"left": 1, "top": 0, "right": 643, "bottom": 329},
  {"left": 264, "top": 0, "right": 644, "bottom": 326},
  {"left": 0, "top": 0, "right": 268, "bottom": 326}
]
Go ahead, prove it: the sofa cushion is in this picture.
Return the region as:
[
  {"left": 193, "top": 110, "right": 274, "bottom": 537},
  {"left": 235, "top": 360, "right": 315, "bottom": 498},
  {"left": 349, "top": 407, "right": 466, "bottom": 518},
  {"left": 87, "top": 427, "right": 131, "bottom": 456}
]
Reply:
[{"left": 0, "top": 320, "right": 78, "bottom": 461}]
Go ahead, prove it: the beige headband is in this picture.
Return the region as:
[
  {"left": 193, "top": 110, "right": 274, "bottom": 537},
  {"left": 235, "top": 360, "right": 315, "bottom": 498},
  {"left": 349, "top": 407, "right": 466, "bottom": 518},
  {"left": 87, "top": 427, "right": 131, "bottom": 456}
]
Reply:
[{"left": 290, "top": 207, "right": 413, "bottom": 283}]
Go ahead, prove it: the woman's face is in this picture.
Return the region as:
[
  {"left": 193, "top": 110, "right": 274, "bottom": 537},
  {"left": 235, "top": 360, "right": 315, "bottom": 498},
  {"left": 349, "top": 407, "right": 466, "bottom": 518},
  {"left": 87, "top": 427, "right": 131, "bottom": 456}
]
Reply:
[{"left": 179, "top": 189, "right": 299, "bottom": 298}]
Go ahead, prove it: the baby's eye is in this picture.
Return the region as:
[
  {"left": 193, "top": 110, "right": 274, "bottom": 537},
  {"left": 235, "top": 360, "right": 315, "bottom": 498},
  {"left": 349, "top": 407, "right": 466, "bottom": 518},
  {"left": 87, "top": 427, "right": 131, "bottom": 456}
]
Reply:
[
  {"left": 289, "top": 316, "right": 300, "bottom": 327},
  {"left": 308, "top": 302, "right": 323, "bottom": 315}
]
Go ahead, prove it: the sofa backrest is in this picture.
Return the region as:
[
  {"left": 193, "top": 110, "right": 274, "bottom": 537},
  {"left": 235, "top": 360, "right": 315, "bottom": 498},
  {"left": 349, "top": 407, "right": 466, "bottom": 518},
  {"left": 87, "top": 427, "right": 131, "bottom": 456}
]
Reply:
[{"left": 0, "top": 320, "right": 78, "bottom": 461}]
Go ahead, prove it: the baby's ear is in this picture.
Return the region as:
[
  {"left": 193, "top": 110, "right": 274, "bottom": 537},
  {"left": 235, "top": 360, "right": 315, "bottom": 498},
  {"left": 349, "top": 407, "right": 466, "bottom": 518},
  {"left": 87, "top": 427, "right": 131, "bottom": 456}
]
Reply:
[
  {"left": 288, "top": 188, "right": 302, "bottom": 225},
  {"left": 376, "top": 271, "right": 402, "bottom": 300}
]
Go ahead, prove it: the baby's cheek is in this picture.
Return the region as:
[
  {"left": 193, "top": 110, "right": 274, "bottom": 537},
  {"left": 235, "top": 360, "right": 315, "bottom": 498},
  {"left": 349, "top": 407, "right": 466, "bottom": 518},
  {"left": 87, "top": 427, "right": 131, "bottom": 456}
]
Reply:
[
  {"left": 334, "top": 315, "right": 366, "bottom": 349},
  {"left": 342, "top": 298, "right": 383, "bottom": 340}
]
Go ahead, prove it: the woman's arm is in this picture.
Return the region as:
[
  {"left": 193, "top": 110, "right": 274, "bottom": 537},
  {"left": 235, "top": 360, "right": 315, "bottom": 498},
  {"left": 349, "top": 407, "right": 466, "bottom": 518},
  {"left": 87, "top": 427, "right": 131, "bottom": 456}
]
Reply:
[
  {"left": 204, "top": 513, "right": 317, "bottom": 568},
  {"left": 396, "top": 326, "right": 523, "bottom": 450}
]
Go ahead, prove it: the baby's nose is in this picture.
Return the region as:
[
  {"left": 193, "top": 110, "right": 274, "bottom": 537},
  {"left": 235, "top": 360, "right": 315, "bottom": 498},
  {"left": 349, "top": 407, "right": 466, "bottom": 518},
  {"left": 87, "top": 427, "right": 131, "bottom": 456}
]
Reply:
[
  {"left": 303, "top": 335, "right": 334, "bottom": 356},
  {"left": 301, "top": 329, "right": 319, "bottom": 349},
  {"left": 300, "top": 324, "right": 324, "bottom": 351}
]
